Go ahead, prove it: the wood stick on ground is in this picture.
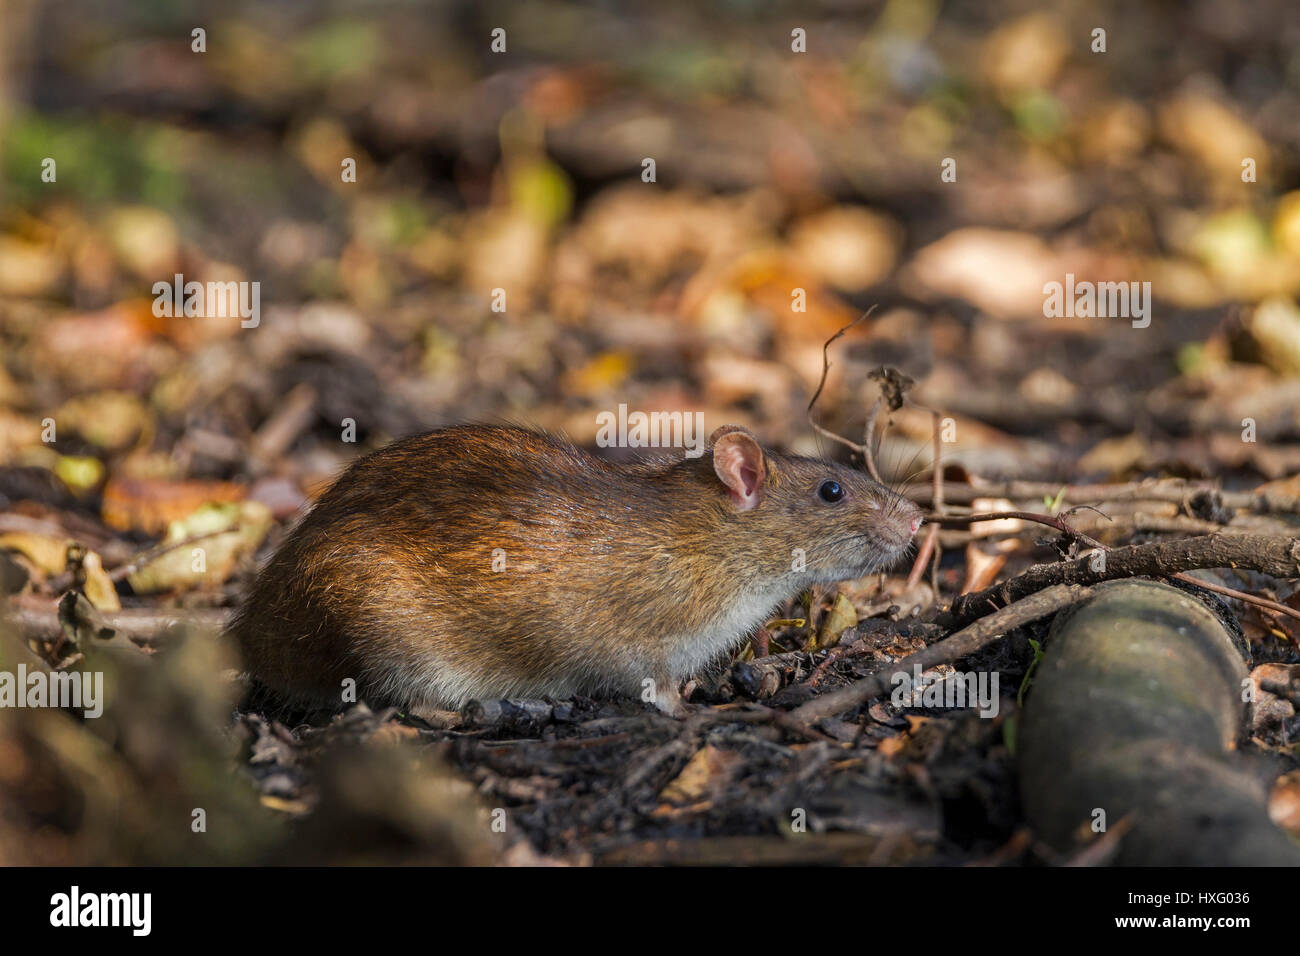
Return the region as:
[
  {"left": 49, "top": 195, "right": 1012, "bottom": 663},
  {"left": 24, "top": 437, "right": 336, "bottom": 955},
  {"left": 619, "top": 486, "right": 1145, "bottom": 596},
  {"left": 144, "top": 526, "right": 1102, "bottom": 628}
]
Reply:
[
  {"left": 250, "top": 382, "right": 318, "bottom": 469},
  {"left": 906, "top": 523, "right": 937, "bottom": 590},
  {"left": 783, "top": 584, "right": 1094, "bottom": 727},
  {"left": 907, "top": 479, "right": 1300, "bottom": 516},
  {"left": 935, "top": 511, "right": 1300, "bottom": 622},
  {"left": 5, "top": 594, "right": 229, "bottom": 646},
  {"left": 938, "top": 533, "right": 1300, "bottom": 630},
  {"left": 45, "top": 528, "right": 235, "bottom": 593},
  {"left": 1168, "top": 571, "right": 1300, "bottom": 622}
]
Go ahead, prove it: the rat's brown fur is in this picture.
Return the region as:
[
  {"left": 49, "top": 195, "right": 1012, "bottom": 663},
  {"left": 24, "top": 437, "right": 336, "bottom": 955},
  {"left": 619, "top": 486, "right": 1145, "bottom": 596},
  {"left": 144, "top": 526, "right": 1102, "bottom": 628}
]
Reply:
[{"left": 230, "top": 424, "right": 921, "bottom": 715}]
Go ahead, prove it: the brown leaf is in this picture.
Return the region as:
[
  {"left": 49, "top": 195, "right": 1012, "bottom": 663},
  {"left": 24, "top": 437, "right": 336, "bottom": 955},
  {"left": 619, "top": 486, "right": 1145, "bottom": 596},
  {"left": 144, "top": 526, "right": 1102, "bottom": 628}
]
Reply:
[
  {"left": 1269, "top": 771, "right": 1300, "bottom": 837},
  {"left": 658, "top": 745, "right": 742, "bottom": 807},
  {"left": 813, "top": 592, "right": 858, "bottom": 651},
  {"left": 961, "top": 543, "right": 1008, "bottom": 595},
  {"left": 102, "top": 477, "right": 246, "bottom": 535}
]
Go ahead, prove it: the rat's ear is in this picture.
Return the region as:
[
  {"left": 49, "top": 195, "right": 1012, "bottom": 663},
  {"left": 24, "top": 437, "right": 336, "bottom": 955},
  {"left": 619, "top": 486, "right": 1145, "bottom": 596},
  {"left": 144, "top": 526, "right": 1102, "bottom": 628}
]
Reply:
[{"left": 711, "top": 425, "right": 767, "bottom": 510}]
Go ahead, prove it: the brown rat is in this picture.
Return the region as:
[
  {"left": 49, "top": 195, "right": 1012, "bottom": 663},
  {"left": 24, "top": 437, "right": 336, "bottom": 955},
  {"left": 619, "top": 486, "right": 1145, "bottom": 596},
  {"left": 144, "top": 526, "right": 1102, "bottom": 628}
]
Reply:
[{"left": 230, "top": 423, "right": 922, "bottom": 716}]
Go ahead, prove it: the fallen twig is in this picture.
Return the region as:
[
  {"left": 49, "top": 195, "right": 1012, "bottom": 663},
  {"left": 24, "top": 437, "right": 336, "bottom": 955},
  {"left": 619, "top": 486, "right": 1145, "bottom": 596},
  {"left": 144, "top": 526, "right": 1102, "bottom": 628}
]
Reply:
[
  {"left": 1168, "top": 572, "right": 1300, "bottom": 622},
  {"left": 782, "top": 584, "right": 1093, "bottom": 727},
  {"left": 938, "top": 533, "right": 1300, "bottom": 630},
  {"left": 932, "top": 510, "right": 1107, "bottom": 549},
  {"left": 907, "top": 479, "right": 1300, "bottom": 516},
  {"left": 939, "top": 510, "right": 1300, "bottom": 623},
  {"left": 47, "top": 528, "right": 235, "bottom": 592},
  {"left": 5, "top": 593, "right": 229, "bottom": 646}
]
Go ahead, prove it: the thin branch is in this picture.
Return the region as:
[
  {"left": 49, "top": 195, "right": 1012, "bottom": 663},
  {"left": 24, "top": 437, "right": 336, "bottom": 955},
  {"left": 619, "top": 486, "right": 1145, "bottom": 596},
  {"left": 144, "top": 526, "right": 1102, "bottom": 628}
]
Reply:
[
  {"left": 906, "top": 479, "right": 1300, "bottom": 516},
  {"left": 937, "top": 533, "right": 1300, "bottom": 630},
  {"left": 806, "top": 307, "right": 876, "bottom": 456},
  {"left": 862, "top": 396, "right": 883, "bottom": 482},
  {"left": 932, "top": 511, "right": 1108, "bottom": 550},
  {"left": 933, "top": 512, "right": 1300, "bottom": 623},
  {"left": 6, "top": 594, "right": 229, "bottom": 646},
  {"left": 1168, "top": 571, "right": 1300, "bottom": 623},
  {"left": 906, "top": 409, "right": 945, "bottom": 589},
  {"left": 46, "top": 528, "right": 236, "bottom": 593},
  {"left": 782, "top": 584, "right": 1094, "bottom": 727}
]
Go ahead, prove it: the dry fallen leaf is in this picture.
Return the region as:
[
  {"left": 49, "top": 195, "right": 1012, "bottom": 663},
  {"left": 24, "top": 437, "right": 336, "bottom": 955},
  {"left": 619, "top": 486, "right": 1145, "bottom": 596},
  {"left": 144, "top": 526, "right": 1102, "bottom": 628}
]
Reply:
[
  {"left": 127, "top": 501, "right": 272, "bottom": 593},
  {"left": 980, "top": 13, "right": 1068, "bottom": 97},
  {"left": 1077, "top": 433, "right": 1149, "bottom": 479},
  {"left": 657, "top": 745, "right": 742, "bottom": 807},
  {"left": 104, "top": 205, "right": 181, "bottom": 280},
  {"left": 81, "top": 549, "right": 121, "bottom": 613},
  {"left": 0, "top": 532, "right": 71, "bottom": 577},
  {"left": 1269, "top": 771, "right": 1300, "bottom": 837},
  {"left": 961, "top": 542, "right": 1008, "bottom": 595},
  {"left": 813, "top": 591, "right": 858, "bottom": 651},
  {"left": 1249, "top": 664, "right": 1298, "bottom": 735},
  {"left": 1249, "top": 297, "right": 1300, "bottom": 377},
  {"left": 0, "top": 235, "right": 64, "bottom": 296},
  {"left": 1158, "top": 90, "right": 1270, "bottom": 185},
  {"left": 53, "top": 391, "right": 152, "bottom": 452},
  {"left": 102, "top": 477, "right": 247, "bottom": 535}
]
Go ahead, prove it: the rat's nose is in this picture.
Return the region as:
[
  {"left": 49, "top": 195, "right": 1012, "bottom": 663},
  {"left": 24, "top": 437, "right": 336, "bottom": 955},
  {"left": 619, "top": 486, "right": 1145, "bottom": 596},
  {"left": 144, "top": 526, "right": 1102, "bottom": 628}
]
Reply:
[{"left": 909, "top": 514, "right": 923, "bottom": 536}]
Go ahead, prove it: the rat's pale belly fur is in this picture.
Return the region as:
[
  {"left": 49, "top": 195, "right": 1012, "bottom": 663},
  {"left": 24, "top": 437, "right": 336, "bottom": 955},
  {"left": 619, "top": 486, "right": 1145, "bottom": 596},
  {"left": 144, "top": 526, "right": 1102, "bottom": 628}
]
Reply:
[
  {"left": 354, "top": 580, "right": 792, "bottom": 714},
  {"left": 349, "top": 566, "right": 884, "bottom": 715}
]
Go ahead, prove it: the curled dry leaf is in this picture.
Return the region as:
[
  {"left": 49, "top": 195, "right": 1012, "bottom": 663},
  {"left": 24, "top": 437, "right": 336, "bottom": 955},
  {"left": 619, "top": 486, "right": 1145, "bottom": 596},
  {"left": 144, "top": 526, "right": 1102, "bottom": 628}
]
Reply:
[
  {"left": 813, "top": 591, "right": 858, "bottom": 651},
  {"left": 80, "top": 549, "right": 120, "bottom": 613},
  {"left": 656, "top": 745, "right": 742, "bottom": 809},
  {"left": 127, "top": 501, "right": 272, "bottom": 593},
  {"left": 902, "top": 228, "right": 1059, "bottom": 319},
  {"left": 0, "top": 532, "right": 71, "bottom": 577}
]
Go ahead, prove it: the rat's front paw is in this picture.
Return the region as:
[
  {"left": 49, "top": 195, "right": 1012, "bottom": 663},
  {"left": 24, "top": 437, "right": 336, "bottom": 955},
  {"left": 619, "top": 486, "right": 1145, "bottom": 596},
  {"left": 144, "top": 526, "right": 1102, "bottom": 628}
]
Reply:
[{"left": 649, "top": 680, "right": 688, "bottom": 718}]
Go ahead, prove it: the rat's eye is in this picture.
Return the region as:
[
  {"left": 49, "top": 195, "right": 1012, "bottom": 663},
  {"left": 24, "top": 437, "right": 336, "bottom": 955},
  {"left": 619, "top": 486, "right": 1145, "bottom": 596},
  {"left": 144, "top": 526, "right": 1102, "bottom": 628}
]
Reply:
[{"left": 818, "top": 480, "right": 844, "bottom": 503}]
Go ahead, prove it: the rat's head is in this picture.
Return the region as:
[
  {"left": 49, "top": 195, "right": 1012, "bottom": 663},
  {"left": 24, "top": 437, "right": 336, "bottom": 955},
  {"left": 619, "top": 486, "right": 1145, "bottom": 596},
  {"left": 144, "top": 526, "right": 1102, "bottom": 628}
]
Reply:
[{"left": 708, "top": 424, "right": 923, "bottom": 580}]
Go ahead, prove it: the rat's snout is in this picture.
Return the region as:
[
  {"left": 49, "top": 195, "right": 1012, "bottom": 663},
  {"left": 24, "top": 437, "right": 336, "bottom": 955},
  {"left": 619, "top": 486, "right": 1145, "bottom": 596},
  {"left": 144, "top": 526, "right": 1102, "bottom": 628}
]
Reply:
[{"left": 886, "top": 496, "right": 924, "bottom": 549}]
